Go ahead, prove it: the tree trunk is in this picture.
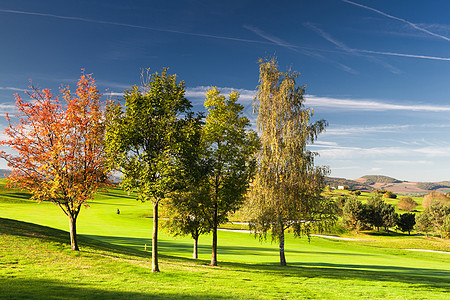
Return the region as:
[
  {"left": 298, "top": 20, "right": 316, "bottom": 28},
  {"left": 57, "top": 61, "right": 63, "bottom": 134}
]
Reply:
[
  {"left": 279, "top": 228, "right": 286, "bottom": 266},
  {"left": 211, "top": 204, "right": 218, "bottom": 266},
  {"left": 193, "top": 236, "right": 198, "bottom": 259},
  {"left": 152, "top": 201, "right": 160, "bottom": 273},
  {"left": 69, "top": 214, "right": 79, "bottom": 251}
]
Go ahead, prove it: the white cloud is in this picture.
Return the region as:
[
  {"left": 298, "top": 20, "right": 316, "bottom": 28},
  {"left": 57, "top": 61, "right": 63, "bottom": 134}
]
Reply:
[
  {"left": 342, "top": 0, "right": 450, "bottom": 42},
  {"left": 0, "top": 87, "right": 25, "bottom": 92},
  {"left": 305, "top": 95, "right": 450, "bottom": 112},
  {"left": 186, "top": 86, "right": 255, "bottom": 106}
]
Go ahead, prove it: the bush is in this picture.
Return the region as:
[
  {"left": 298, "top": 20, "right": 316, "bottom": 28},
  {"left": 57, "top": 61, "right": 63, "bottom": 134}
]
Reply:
[{"left": 398, "top": 197, "right": 418, "bottom": 212}]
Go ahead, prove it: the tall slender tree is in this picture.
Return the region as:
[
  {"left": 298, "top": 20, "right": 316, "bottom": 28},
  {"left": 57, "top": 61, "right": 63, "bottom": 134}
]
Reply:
[
  {"left": 0, "top": 73, "right": 109, "bottom": 251},
  {"left": 247, "top": 57, "right": 334, "bottom": 266},
  {"left": 105, "top": 68, "right": 196, "bottom": 272},
  {"left": 202, "top": 87, "right": 259, "bottom": 266}
]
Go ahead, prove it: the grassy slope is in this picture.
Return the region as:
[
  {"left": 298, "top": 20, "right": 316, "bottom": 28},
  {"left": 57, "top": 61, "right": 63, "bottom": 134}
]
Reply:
[{"left": 1, "top": 182, "right": 449, "bottom": 299}]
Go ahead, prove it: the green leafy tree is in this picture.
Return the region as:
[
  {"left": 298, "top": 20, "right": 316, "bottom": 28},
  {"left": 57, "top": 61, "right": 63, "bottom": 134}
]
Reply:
[
  {"left": 247, "top": 57, "right": 333, "bottom": 266},
  {"left": 342, "top": 196, "right": 362, "bottom": 232},
  {"left": 367, "top": 194, "right": 384, "bottom": 231},
  {"left": 381, "top": 202, "right": 398, "bottom": 233},
  {"left": 162, "top": 116, "right": 211, "bottom": 259},
  {"left": 415, "top": 211, "right": 433, "bottom": 237},
  {"left": 428, "top": 202, "right": 450, "bottom": 238},
  {"left": 105, "top": 68, "right": 195, "bottom": 272},
  {"left": 202, "top": 87, "right": 259, "bottom": 266},
  {"left": 396, "top": 213, "right": 416, "bottom": 235}
]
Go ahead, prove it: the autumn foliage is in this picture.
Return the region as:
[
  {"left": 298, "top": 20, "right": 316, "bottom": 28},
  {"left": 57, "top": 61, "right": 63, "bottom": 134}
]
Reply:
[{"left": 0, "top": 73, "right": 109, "bottom": 250}]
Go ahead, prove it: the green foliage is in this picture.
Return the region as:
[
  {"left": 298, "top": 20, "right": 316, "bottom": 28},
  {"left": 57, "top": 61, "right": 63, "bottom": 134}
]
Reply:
[
  {"left": 104, "top": 68, "right": 198, "bottom": 272},
  {"left": 202, "top": 87, "right": 259, "bottom": 266},
  {"left": 383, "top": 190, "right": 397, "bottom": 199},
  {"left": 415, "top": 211, "right": 433, "bottom": 237},
  {"left": 361, "top": 175, "right": 402, "bottom": 185},
  {"left": 342, "top": 196, "right": 362, "bottom": 231},
  {"left": 396, "top": 213, "right": 416, "bottom": 235}
]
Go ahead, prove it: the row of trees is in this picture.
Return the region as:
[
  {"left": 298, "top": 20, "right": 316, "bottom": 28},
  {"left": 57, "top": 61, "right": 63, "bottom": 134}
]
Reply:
[
  {"left": 1, "top": 58, "right": 333, "bottom": 271},
  {"left": 341, "top": 193, "right": 450, "bottom": 237}
]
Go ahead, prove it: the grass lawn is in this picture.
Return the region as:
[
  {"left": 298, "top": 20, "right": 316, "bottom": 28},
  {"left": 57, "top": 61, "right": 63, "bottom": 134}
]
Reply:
[{"left": 1, "top": 182, "right": 449, "bottom": 299}]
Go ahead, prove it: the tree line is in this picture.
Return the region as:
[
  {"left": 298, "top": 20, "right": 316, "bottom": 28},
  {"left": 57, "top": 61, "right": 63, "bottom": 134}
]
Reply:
[{"left": 1, "top": 58, "right": 333, "bottom": 272}]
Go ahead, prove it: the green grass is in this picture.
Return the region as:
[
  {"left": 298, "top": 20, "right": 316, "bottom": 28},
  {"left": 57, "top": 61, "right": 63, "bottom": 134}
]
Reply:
[{"left": 1, "top": 182, "right": 449, "bottom": 299}]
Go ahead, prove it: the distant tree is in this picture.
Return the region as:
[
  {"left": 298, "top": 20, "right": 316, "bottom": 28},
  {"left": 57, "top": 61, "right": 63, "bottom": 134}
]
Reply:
[
  {"left": 202, "top": 87, "right": 259, "bottom": 266},
  {"left": 428, "top": 202, "right": 450, "bottom": 238},
  {"left": 342, "top": 196, "right": 362, "bottom": 232},
  {"left": 423, "top": 191, "right": 449, "bottom": 209},
  {"left": 105, "top": 68, "right": 196, "bottom": 272},
  {"left": 415, "top": 211, "right": 433, "bottom": 237},
  {"left": 397, "top": 197, "right": 418, "bottom": 212},
  {"left": 381, "top": 202, "right": 398, "bottom": 232},
  {"left": 383, "top": 191, "right": 397, "bottom": 199},
  {"left": 367, "top": 194, "right": 385, "bottom": 231},
  {"left": 396, "top": 213, "right": 416, "bottom": 235},
  {"left": 246, "top": 57, "right": 333, "bottom": 266},
  {"left": 0, "top": 73, "right": 109, "bottom": 251}
]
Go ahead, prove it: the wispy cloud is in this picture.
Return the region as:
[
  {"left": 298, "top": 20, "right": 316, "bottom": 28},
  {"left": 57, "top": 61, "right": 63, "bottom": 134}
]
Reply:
[
  {"left": 355, "top": 49, "right": 450, "bottom": 61},
  {"left": 0, "top": 8, "right": 271, "bottom": 45},
  {"left": 186, "top": 86, "right": 255, "bottom": 105},
  {"left": 305, "top": 95, "right": 450, "bottom": 112},
  {"left": 305, "top": 23, "right": 401, "bottom": 73},
  {"left": 304, "top": 23, "right": 354, "bottom": 53},
  {"left": 0, "top": 87, "right": 25, "bottom": 92},
  {"left": 342, "top": 0, "right": 450, "bottom": 42},
  {"left": 322, "top": 125, "right": 411, "bottom": 136},
  {"left": 243, "top": 25, "right": 299, "bottom": 51}
]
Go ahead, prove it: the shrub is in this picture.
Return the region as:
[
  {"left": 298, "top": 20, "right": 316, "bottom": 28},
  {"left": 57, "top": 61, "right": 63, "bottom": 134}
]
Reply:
[{"left": 398, "top": 197, "right": 418, "bottom": 212}]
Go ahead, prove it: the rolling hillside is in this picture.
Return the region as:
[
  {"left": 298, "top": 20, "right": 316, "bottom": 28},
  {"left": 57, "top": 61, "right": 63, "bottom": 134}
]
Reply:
[{"left": 328, "top": 175, "right": 450, "bottom": 195}]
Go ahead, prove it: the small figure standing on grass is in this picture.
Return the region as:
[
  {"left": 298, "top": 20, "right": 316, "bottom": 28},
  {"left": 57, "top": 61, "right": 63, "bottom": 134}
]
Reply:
[{"left": 117, "top": 208, "right": 120, "bottom": 214}]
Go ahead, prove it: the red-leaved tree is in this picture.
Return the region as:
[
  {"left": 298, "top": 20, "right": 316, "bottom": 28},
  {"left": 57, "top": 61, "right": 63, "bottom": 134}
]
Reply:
[{"left": 0, "top": 73, "right": 109, "bottom": 250}]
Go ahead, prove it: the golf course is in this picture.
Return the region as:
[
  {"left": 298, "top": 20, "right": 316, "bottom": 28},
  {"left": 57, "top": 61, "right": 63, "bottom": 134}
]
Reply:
[{"left": 1, "top": 181, "right": 449, "bottom": 299}]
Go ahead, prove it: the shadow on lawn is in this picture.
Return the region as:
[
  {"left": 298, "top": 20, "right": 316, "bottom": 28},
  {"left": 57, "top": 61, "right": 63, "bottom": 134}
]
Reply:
[
  {"left": 2, "top": 217, "right": 449, "bottom": 293},
  {"left": 0, "top": 277, "right": 228, "bottom": 300}
]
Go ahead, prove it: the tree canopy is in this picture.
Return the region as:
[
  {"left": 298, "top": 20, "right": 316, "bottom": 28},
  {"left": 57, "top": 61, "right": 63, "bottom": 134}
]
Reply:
[
  {"left": 247, "top": 57, "right": 333, "bottom": 266},
  {"left": 1, "top": 73, "right": 108, "bottom": 250},
  {"left": 105, "top": 68, "right": 198, "bottom": 272}
]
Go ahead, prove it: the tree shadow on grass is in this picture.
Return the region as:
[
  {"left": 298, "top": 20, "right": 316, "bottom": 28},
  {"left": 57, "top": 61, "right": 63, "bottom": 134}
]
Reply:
[
  {"left": 0, "top": 277, "right": 229, "bottom": 300},
  {"left": 2, "top": 217, "right": 449, "bottom": 293}
]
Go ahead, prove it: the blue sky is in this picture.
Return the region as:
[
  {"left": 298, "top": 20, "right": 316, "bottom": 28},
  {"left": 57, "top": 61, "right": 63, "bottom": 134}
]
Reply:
[{"left": 1, "top": 0, "right": 450, "bottom": 182}]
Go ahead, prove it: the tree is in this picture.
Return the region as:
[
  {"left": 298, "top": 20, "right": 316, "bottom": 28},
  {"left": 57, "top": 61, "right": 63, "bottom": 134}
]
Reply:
[
  {"left": 396, "top": 213, "right": 415, "bottom": 235},
  {"left": 366, "top": 194, "right": 385, "bottom": 231},
  {"left": 397, "top": 197, "right": 418, "bottom": 212},
  {"left": 423, "top": 191, "right": 449, "bottom": 209},
  {"left": 342, "top": 196, "right": 362, "bottom": 232},
  {"left": 105, "top": 68, "right": 195, "bottom": 272},
  {"left": 247, "top": 57, "right": 333, "bottom": 266},
  {"left": 381, "top": 202, "right": 397, "bottom": 233},
  {"left": 415, "top": 211, "right": 433, "bottom": 237},
  {"left": 428, "top": 202, "right": 450, "bottom": 238},
  {"left": 202, "top": 87, "right": 258, "bottom": 266},
  {"left": 162, "top": 116, "right": 211, "bottom": 259},
  {"left": 1, "top": 73, "right": 108, "bottom": 250},
  {"left": 383, "top": 191, "right": 397, "bottom": 199}
]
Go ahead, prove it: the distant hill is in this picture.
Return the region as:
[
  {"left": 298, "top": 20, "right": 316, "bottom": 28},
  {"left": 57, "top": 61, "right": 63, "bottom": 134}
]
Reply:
[
  {"left": 357, "top": 175, "right": 403, "bottom": 185},
  {"left": 328, "top": 174, "right": 450, "bottom": 196},
  {"left": 325, "top": 177, "right": 374, "bottom": 192}
]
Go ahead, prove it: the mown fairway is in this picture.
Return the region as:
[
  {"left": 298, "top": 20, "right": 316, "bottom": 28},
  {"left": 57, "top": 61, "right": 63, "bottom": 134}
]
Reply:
[{"left": 0, "top": 182, "right": 449, "bottom": 299}]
